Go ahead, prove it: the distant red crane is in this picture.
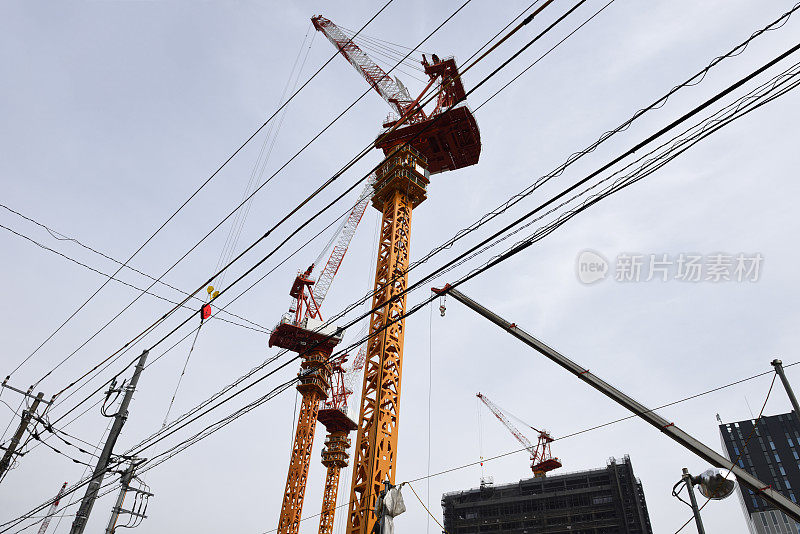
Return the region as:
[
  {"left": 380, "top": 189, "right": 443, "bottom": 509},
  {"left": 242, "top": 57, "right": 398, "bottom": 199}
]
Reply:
[{"left": 477, "top": 392, "right": 562, "bottom": 477}]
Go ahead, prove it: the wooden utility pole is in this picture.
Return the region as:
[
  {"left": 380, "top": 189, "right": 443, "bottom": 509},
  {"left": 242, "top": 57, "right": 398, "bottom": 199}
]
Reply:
[
  {"left": 69, "top": 349, "right": 149, "bottom": 534},
  {"left": 0, "top": 391, "right": 44, "bottom": 480}
]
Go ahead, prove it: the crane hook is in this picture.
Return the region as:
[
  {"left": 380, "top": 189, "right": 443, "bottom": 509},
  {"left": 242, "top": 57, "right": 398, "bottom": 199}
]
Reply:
[{"left": 439, "top": 294, "right": 447, "bottom": 317}]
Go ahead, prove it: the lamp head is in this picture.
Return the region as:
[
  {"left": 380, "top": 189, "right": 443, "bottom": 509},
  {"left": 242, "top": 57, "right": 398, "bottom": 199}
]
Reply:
[{"left": 696, "top": 468, "right": 736, "bottom": 500}]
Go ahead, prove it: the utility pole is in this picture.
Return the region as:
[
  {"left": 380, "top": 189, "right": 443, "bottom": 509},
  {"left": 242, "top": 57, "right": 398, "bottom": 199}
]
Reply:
[
  {"left": 434, "top": 285, "right": 800, "bottom": 521},
  {"left": 70, "top": 349, "right": 149, "bottom": 534},
  {"left": 682, "top": 468, "right": 706, "bottom": 534},
  {"left": 771, "top": 359, "right": 800, "bottom": 419},
  {"left": 0, "top": 391, "right": 44, "bottom": 480},
  {"left": 106, "top": 458, "right": 150, "bottom": 534}
]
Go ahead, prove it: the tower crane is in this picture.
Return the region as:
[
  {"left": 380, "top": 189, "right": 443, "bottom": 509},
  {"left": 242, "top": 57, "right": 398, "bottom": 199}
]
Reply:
[
  {"left": 310, "top": 14, "right": 482, "bottom": 534},
  {"left": 271, "top": 177, "right": 373, "bottom": 534},
  {"left": 477, "top": 393, "right": 562, "bottom": 477}
]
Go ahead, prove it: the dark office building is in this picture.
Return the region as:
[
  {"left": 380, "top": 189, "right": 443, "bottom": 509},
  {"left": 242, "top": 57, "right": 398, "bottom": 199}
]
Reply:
[
  {"left": 719, "top": 412, "right": 800, "bottom": 534},
  {"left": 441, "top": 456, "right": 653, "bottom": 534}
]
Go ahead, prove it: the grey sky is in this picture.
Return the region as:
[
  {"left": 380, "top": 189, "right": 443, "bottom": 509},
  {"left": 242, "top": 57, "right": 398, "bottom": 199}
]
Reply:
[{"left": 2, "top": 1, "right": 800, "bottom": 533}]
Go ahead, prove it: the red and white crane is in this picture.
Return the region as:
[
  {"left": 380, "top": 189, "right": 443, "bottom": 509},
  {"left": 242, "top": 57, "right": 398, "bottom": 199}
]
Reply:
[
  {"left": 37, "top": 481, "right": 67, "bottom": 534},
  {"left": 477, "top": 392, "right": 562, "bottom": 477},
  {"left": 311, "top": 15, "right": 481, "bottom": 175}
]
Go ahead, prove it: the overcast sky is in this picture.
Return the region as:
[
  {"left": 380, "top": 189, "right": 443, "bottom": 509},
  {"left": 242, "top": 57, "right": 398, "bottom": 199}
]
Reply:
[{"left": 2, "top": 1, "right": 800, "bottom": 533}]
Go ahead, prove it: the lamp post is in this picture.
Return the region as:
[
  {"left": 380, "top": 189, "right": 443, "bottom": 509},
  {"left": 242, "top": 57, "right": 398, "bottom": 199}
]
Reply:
[
  {"left": 673, "top": 468, "right": 736, "bottom": 534},
  {"left": 681, "top": 468, "right": 706, "bottom": 534}
]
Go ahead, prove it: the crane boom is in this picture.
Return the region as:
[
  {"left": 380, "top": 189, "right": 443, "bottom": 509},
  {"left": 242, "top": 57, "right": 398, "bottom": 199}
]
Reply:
[
  {"left": 307, "top": 174, "right": 375, "bottom": 320},
  {"left": 311, "top": 16, "right": 415, "bottom": 119},
  {"left": 476, "top": 393, "right": 534, "bottom": 454}
]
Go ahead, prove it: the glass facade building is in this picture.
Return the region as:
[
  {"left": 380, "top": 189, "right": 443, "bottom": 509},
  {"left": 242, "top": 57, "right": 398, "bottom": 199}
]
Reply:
[{"left": 719, "top": 412, "right": 800, "bottom": 534}]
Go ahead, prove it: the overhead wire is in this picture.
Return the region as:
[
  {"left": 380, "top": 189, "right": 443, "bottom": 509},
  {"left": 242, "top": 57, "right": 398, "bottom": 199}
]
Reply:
[
  {"left": 126, "top": 55, "right": 800, "bottom": 487},
  {"left": 59, "top": 23, "right": 800, "bottom": 534},
  {"left": 30, "top": 0, "right": 617, "bottom": 444},
  {"left": 0, "top": 222, "right": 268, "bottom": 334},
  {"left": 6, "top": 22, "right": 800, "bottom": 533},
  {"left": 31, "top": 0, "right": 475, "bottom": 407},
  {"left": 298, "top": 0, "right": 800, "bottom": 373},
  {"left": 251, "top": 362, "right": 798, "bottom": 534},
  {"left": 39, "top": 0, "right": 768, "bottom": 482},
  {"left": 0, "top": 202, "right": 267, "bottom": 331},
  {"left": 7, "top": 2, "right": 792, "bottom": 524},
  {"left": 673, "top": 373, "right": 779, "bottom": 533},
  {"left": 7, "top": 0, "right": 401, "bottom": 392},
  {"left": 10, "top": 0, "right": 798, "bottom": 463},
  {"left": 15, "top": 18, "right": 784, "bottom": 516},
  {"left": 85, "top": 0, "right": 577, "bottom": 457},
  {"left": 36, "top": 0, "right": 535, "bottom": 427}
]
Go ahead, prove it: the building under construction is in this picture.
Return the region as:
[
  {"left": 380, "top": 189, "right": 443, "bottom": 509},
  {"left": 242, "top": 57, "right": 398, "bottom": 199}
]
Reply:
[{"left": 441, "top": 456, "right": 653, "bottom": 534}]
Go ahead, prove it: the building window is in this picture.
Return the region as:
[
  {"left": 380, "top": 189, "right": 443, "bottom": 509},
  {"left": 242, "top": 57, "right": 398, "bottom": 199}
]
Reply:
[
  {"left": 781, "top": 466, "right": 787, "bottom": 476},
  {"left": 785, "top": 479, "right": 791, "bottom": 489},
  {"left": 790, "top": 493, "right": 797, "bottom": 503}
]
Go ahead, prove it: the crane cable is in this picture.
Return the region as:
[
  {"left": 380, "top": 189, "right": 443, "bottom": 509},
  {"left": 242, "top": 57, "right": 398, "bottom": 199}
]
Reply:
[{"left": 162, "top": 22, "right": 319, "bottom": 426}]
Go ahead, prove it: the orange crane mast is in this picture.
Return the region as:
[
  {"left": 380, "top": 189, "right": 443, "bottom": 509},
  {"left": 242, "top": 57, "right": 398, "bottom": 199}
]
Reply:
[
  {"left": 310, "top": 14, "right": 482, "bottom": 534},
  {"left": 477, "top": 392, "right": 562, "bottom": 477}
]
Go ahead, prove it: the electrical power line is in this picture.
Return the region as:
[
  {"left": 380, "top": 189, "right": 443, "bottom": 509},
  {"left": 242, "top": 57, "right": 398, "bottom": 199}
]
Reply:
[
  {"left": 5, "top": 27, "right": 799, "bottom": 534},
  {"left": 6, "top": 0, "right": 400, "bottom": 386},
  {"left": 26, "top": 0, "right": 476, "bottom": 407},
  {"left": 50, "top": 0, "right": 792, "bottom": 482},
  {"left": 0, "top": 202, "right": 267, "bottom": 331},
  {"left": 123, "top": 51, "right": 800, "bottom": 491}
]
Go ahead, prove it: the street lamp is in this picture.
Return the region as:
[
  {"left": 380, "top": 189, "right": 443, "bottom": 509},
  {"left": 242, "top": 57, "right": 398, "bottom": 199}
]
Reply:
[{"left": 673, "top": 468, "right": 736, "bottom": 533}]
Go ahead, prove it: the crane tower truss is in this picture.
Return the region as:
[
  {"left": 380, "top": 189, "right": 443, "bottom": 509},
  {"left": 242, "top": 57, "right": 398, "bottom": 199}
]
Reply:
[{"left": 347, "top": 147, "right": 426, "bottom": 534}]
